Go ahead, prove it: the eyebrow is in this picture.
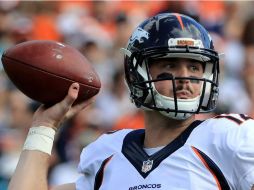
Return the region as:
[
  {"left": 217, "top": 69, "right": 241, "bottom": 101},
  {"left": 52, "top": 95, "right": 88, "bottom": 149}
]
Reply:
[{"left": 148, "top": 58, "right": 205, "bottom": 71}]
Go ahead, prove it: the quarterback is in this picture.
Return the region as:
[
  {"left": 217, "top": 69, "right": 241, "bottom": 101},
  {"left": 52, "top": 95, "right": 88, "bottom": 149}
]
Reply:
[{"left": 8, "top": 13, "right": 254, "bottom": 190}]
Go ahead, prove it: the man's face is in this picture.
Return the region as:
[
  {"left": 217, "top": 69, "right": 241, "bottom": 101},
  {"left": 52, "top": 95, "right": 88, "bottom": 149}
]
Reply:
[{"left": 149, "top": 58, "right": 204, "bottom": 99}]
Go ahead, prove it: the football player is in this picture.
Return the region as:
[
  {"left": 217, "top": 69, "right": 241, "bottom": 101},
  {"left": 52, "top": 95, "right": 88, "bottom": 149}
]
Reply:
[{"left": 8, "top": 13, "right": 254, "bottom": 190}]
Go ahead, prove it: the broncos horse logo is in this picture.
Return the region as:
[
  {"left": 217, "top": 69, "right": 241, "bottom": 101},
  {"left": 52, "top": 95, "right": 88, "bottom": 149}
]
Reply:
[{"left": 129, "top": 27, "right": 149, "bottom": 44}]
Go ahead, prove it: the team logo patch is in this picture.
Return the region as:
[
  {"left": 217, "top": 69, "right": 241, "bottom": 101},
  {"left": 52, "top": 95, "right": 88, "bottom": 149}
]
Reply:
[
  {"left": 168, "top": 38, "right": 204, "bottom": 48},
  {"left": 141, "top": 159, "right": 153, "bottom": 173},
  {"left": 177, "top": 40, "right": 194, "bottom": 46}
]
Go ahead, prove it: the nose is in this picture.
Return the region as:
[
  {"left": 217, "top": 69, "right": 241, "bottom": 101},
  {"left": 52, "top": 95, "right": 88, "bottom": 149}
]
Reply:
[
  {"left": 177, "top": 65, "right": 188, "bottom": 76},
  {"left": 175, "top": 65, "right": 190, "bottom": 84}
]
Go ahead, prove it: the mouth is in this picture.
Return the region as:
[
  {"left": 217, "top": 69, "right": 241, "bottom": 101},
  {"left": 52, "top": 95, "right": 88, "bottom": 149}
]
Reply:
[{"left": 175, "top": 90, "right": 192, "bottom": 99}]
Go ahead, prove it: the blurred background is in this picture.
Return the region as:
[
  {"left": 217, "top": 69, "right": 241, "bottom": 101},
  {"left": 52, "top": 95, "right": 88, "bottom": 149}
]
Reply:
[{"left": 0, "top": 1, "right": 254, "bottom": 189}]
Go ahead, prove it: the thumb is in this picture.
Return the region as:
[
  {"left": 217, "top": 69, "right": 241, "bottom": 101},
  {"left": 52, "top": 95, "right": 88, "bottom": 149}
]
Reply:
[
  {"left": 31, "top": 83, "right": 81, "bottom": 129},
  {"left": 61, "top": 83, "right": 80, "bottom": 109}
]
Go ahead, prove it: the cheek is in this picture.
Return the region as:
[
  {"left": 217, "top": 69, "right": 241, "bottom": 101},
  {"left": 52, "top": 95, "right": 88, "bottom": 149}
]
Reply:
[
  {"left": 154, "top": 80, "right": 173, "bottom": 96},
  {"left": 192, "top": 83, "right": 202, "bottom": 96}
]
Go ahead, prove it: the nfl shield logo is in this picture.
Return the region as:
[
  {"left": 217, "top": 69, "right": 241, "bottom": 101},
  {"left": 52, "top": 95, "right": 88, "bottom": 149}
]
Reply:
[{"left": 141, "top": 159, "right": 153, "bottom": 173}]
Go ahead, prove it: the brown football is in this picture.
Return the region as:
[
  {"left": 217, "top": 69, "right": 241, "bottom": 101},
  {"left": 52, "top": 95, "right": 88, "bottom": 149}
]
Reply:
[{"left": 1, "top": 40, "right": 101, "bottom": 105}]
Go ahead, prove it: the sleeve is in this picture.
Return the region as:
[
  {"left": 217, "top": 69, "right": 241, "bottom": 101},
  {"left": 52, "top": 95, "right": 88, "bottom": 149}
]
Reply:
[
  {"left": 232, "top": 120, "right": 254, "bottom": 190},
  {"left": 75, "top": 129, "right": 131, "bottom": 190},
  {"left": 75, "top": 146, "right": 98, "bottom": 190},
  {"left": 76, "top": 172, "right": 94, "bottom": 190}
]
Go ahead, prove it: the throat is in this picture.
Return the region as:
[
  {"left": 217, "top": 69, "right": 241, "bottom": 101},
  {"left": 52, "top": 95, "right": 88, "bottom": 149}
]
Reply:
[{"left": 143, "top": 111, "right": 195, "bottom": 148}]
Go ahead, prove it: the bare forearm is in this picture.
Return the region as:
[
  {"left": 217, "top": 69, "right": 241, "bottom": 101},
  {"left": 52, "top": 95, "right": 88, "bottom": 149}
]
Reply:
[
  {"left": 8, "top": 150, "right": 50, "bottom": 190},
  {"left": 8, "top": 83, "right": 88, "bottom": 190}
]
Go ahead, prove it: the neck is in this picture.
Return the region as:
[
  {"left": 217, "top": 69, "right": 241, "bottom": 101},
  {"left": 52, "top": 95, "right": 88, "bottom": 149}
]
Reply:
[{"left": 143, "top": 110, "right": 195, "bottom": 148}]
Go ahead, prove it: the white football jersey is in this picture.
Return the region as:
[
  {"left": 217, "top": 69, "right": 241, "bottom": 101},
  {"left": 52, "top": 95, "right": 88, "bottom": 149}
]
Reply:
[{"left": 76, "top": 114, "right": 254, "bottom": 190}]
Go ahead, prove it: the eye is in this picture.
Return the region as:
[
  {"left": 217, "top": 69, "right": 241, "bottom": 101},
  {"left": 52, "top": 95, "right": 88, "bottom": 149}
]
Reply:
[
  {"left": 189, "top": 64, "right": 201, "bottom": 72},
  {"left": 164, "top": 62, "right": 175, "bottom": 70}
]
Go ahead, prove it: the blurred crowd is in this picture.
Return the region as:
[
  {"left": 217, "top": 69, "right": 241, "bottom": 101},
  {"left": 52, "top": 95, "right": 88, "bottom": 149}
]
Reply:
[{"left": 0, "top": 1, "right": 254, "bottom": 189}]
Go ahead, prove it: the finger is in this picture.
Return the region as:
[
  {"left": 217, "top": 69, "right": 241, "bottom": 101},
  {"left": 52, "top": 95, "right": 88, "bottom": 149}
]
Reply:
[
  {"left": 33, "top": 104, "right": 45, "bottom": 116},
  {"left": 66, "top": 97, "right": 96, "bottom": 119}
]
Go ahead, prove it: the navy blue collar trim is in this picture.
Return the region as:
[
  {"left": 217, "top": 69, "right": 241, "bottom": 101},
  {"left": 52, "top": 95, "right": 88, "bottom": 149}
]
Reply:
[{"left": 122, "top": 120, "right": 203, "bottom": 178}]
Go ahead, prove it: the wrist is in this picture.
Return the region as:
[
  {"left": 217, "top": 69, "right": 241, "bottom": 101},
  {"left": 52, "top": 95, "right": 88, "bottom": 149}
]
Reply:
[
  {"left": 23, "top": 126, "right": 56, "bottom": 155},
  {"left": 32, "top": 121, "right": 58, "bottom": 131}
]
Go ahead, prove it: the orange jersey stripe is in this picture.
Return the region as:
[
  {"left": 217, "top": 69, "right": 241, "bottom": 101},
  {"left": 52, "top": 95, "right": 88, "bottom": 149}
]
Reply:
[
  {"left": 174, "top": 13, "right": 184, "bottom": 30},
  {"left": 101, "top": 155, "right": 113, "bottom": 185},
  {"left": 191, "top": 146, "right": 222, "bottom": 190}
]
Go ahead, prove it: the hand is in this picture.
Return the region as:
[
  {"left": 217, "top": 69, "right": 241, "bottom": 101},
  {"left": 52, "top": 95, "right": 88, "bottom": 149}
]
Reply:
[{"left": 31, "top": 83, "right": 95, "bottom": 130}]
